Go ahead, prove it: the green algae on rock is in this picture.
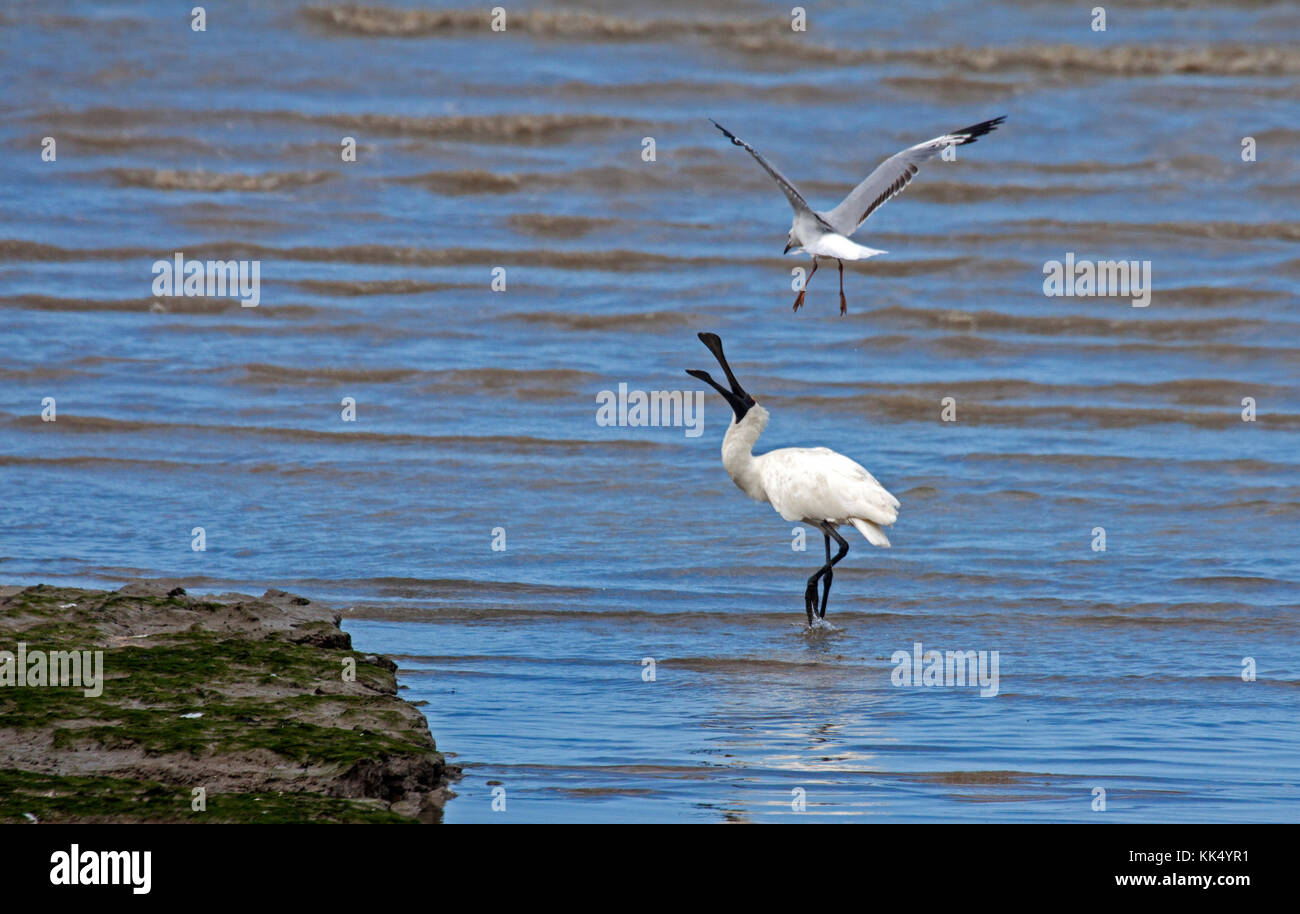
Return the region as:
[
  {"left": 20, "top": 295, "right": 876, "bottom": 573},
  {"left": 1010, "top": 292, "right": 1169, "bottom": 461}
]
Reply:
[{"left": 0, "top": 583, "right": 456, "bottom": 823}]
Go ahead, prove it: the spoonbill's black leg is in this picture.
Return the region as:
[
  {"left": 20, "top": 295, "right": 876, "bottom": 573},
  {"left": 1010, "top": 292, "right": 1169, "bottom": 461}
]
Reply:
[
  {"left": 804, "top": 524, "right": 843, "bottom": 625},
  {"left": 817, "top": 522, "right": 851, "bottom": 618},
  {"left": 800, "top": 530, "right": 832, "bottom": 621},
  {"left": 794, "top": 258, "right": 818, "bottom": 312},
  {"left": 803, "top": 529, "right": 829, "bottom": 625},
  {"left": 837, "top": 260, "right": 847, "bottom": 315}
]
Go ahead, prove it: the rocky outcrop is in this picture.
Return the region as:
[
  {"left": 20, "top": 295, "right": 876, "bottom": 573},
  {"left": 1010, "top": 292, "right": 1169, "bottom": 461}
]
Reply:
[{"left": 0, "top": 582, "right": 457, "bottom": 823}]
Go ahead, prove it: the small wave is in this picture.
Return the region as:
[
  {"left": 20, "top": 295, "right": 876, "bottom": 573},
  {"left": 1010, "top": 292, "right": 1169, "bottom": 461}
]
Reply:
[
  {"left": 301, "top": 5, "right": 788, "bottom": 40},
  {"left": 31, "top": 106, "right": 638, "bottom": 144},
  {"left": 998, "top": 217, "right": 1300, "bottom": 243},
  {"left": 0, "top": 455, "right": 194, "bottom": 472},
  {"left": 801, "top": 376, "right": 1293, "bottom": 407},
  {"left": 308, "top": 110, "right": 638, "bottom": 142},
  {"left": 500, "top": 310, "right": 704, "bottom": 331},
  {"left": 904, "top": 770, "right": 1052, "bottom": 786},
  {"left": 549, "top": 787, "right": 656, "bottom": 798},
  {"left": 659, "top": 656, "right": 838, "bottom": 673},
  {"left": 1255, "top": 127, "right": 1300, "bottom": 145},
  {"left": 0, "top": 238, "right": 705, "bottom": 270},
  {"left": 301, "top": 8, "right": 1300, "bottom": 78},
  {"left": 2, "top": 412, "right": 669, "bottom": 451},
  {"left": 323, "top": 576, "right": 596, "bottom": 603},
  {"left": 239, "top": 363, "right": 420, "bottom": 384},
  {"left": 0, "top": 294, "right": 245, "bottom": 315},
  {"left": 398, "top": 164, "right": 676, "bottom": 195},
  {"left": 508, "top": 213, "right": 619, "bottom": 239},
  {"left": 881, "top": 74, "right": 1022, "bottom": 101},
  {"left": 175, "top": 213, "right": 296, "bottom": 233},
  {"left": 399, "top": 169, "right": 523, "bottom": 194},
  {"left": 1172, "top": 574, "right": 1292, "bottom": 588},
  {"left": 0, "top": 239, "right": 131, "bottom": 261},
  {"left": 1156, "top": 285, "right": 1285, "bottom": 308},
  {"left": 289, "top": 278, "right": 474, "bottom": 296},
  {"left": 922, "top": 154, "right": 1225, "bottom": 178},
  {"left": 855, "top": 305, "right": 1262, "bottom": 341},
  {"left": 425, "top": 366, "right": 602, "bottom": 392},
  {"left": 962, "top": 453, "right": 1297, "bottom": 474},
  {"left": 775, "top": 392, "right": 1300, "bottom": 429},
  {"left": 229, "top": 363, "right": 596, "bottom": 396},
  {"left": 869, "top": 179, "right": 1096, "bottom": 204},
  {"left": 101, "top": 168, "right": 336, "bottom": 192},
  {"left": 521, "top": 78, "right": 867, "bottom": 105},
  {"left": 23, "top": 131, "right": 213, "bottom": 153},
  {"left": 721, "top": 37, "right": 1300, "bottom": 76}
]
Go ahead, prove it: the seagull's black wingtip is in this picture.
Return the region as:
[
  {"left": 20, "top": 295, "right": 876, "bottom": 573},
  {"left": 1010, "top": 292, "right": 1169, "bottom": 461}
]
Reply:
[
  {"left": 954, "top": 115, "right": 1008, "bottom": 145},
  {"left": 708, "top": 119, "right": 744, "bottom": 146}
]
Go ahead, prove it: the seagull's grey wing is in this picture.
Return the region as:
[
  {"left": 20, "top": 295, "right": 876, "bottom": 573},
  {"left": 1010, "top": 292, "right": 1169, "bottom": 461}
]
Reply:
[
  {"left": 710, "top": 119, "right": 815, "bottom": 217},
  {"left": 820, "top": 116, "right": 1006, "bottom": 237}
]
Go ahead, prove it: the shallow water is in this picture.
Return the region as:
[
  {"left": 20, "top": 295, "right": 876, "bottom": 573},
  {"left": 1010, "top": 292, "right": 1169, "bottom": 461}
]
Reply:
[{"left": 2, "top": 1, "right": 1298, "bottom": 822}]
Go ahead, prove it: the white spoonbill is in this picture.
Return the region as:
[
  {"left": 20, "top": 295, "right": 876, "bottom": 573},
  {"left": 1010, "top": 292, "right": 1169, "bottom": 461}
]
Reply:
[
  {"left": 710, "top": 116, "right": 1006, "bottom": 314},
  {"left": 686, "top": 332, "right": 899, "bottom": 626}
]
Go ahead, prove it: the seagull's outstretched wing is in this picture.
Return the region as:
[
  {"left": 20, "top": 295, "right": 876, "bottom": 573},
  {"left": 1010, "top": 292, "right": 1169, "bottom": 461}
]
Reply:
[
  {"left": 710, "top": 118, "right": 816, "bottom": 217},
  {"left": 820, "top": 116, "right": 1006, "bottom": 237}
]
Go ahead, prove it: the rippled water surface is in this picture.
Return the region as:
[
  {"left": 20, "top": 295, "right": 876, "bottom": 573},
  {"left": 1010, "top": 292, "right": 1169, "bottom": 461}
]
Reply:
[{"left": 2, "top": 0, "right": 1298, "bottom": 821}]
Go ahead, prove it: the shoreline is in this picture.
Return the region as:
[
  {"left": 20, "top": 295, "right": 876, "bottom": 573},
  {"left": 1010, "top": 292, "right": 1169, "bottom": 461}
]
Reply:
[{"left": 0, "top": 581, "right": 457, "bottom": 823}]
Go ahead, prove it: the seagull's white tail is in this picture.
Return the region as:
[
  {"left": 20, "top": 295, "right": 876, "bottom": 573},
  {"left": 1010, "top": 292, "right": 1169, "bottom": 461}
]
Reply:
[
  {"left": 813, "top": 232, "right": 887, "bottom": 262},
  {"left": 850, "top": 517, "right": 892, "bottom": 548}
]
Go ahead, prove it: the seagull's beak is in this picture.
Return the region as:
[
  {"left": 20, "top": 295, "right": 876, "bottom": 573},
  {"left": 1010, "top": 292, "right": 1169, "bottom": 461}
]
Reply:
[{"left": 783, "top": 242, "right": 793, "bottom": 255}]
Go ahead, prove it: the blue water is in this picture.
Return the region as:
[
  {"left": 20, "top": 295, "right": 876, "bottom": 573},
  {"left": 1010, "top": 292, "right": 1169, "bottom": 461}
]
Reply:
[{"left": 1, "top": 0, "right": 1298, "bottom": 822}]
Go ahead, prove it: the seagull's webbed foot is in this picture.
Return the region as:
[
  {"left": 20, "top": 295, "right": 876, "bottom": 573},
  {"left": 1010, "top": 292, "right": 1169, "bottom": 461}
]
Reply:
[{"left": 793, "top": 258, "right": 817, "bottom": 313}]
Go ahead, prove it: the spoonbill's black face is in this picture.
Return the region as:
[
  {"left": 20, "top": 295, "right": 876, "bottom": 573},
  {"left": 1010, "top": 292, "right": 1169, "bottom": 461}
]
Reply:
[{"left": 686, "top": 331, "right": 755, "bottom": 422}]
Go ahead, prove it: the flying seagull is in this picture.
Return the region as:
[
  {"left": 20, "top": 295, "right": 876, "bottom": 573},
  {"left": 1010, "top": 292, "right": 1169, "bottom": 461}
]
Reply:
[
  {"left": 710, "top": 116, "right": 1006, "bottom": 314},
  {"left": 686, "top": 332, "right": 899, "bottom": 626}
]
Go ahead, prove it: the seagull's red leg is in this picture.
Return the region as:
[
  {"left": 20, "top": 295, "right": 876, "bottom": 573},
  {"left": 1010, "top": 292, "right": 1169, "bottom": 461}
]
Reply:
[
  {"left": 838, "top": 260, "right": 847, "bottom": 315},
  {"left": 793, "top": 258, "right": 817, "bottom": 312}
]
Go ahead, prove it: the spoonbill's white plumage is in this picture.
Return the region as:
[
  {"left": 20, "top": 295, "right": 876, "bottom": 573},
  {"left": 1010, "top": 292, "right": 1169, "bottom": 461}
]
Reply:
[
  {"left": 710, "top": 116, "right": 1007, "bottom": 314},
  {"left": 686, "top": 332, "right": 899, "bottom": 625}
]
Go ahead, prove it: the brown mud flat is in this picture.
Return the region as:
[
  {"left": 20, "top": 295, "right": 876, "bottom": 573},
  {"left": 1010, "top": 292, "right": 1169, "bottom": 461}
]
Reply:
[{"left": 0, "top": 581, "right": 457, "bottom": 823}]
